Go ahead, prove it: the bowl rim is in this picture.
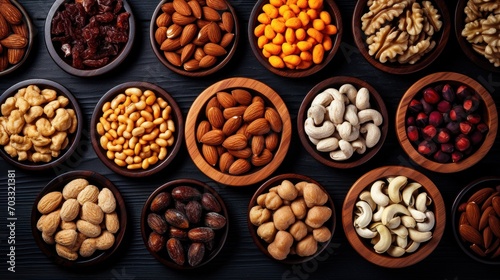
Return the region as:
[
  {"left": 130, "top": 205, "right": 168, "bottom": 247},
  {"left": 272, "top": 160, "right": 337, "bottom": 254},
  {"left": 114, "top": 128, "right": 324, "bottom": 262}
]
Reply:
[
  {"left": 44, "top": 0, "right": 135, "bottom": 77},
  {"left": 297, "top": 76, "right": 389, "bottom": 168},
  {"left": 0, "top": 79, "right": 83, "bottom": 171},
  {"left": 0, "top": 0, "right": 35, "bottom": 76},
  {"left": 247, "top": 0, "right": 343, "bottom": 78},
  {"left": 184, "top": 77, "right": 291, "bottom": 187},
  {"left": 395, "top": 72, "right": 498, "bottom": 173},
  {"left": 90, "top": 81, "right": 184, "bottom": 177},
  {"left": 30, "top": 170, "right": 128, "bottom": 268},
  {"left": 140, "top": 178, "right": 229, "bottom": 269},
  {"left": 451, "top": 176, "right": 500, "bottom": 265},
  {"left": 247, "top": 173, "right": 336, "bottom": 264},
  {"left": 352, "top": 0, "right": 451, "bottom": 75},
  {"left": 149, "top": 0, "right": 240, "bottom": 77},
  {"left": 454, "top": 0, "right": 500, "bottom": 73},
  {"left": 341, "top": 165, "right": 446, "bottom": 268}
]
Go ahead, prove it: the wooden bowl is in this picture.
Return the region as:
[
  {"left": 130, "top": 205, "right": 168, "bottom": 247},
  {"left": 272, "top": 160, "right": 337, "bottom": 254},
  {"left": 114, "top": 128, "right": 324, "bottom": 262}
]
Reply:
[
  {"left": 352, "top": 0, "right": 450, "bottom": 74},
  {"left": 0, "top": 79, "right": 83, "bottom": 171},
  {"left": 451, "top": 177, "right": 500, "bottom": 265},
  {"left": 150, "top": 0, "right": 239, "bottom": 77},
  {"left": 140, "top": 179, "right": 229, "bottom": 269},
  {"left": 31, "top": 170, "right": 128, "bottom": 268},
  {"left": 90, "top": 81, "right": 183, "bottom": 177},
  {"left": 454, "top": 0, "right": 500, "bottom": 72},
  {"left": 396, "top": 72, "right": 498, "bottom": 173},
  {"left": 297, "top": 76, "right": 388, "bottom": 168},
  {"left": 44, "top": 0, "right": 135, "bottom": 77},
  {"left": 248, "top": 0, "right": 343, "bottom": 78},
  {"left": 342, "top": 166, "right": 446, "bottom": 268},
  {"left": 0, "top": 0, "right": 34, "bottom": 76},
  {"left": 248, "top": 173, "right": 336, "bottom": 264},
  {"left": 185, "top": 77, "right": 291, "bottom": 187}
]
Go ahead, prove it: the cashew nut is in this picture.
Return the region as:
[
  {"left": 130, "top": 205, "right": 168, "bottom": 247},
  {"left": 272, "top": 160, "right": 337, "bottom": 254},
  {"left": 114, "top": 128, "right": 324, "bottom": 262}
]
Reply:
[
  {"left": 43, "top": 100, "right": 61, "bottom": 118},
  {"left": 416, "top": 211, "right": 435, "bottom": 232},
  {"left": 6, "top": 110, "right": 25, "bottom": 135},
  {"left": 308, "top": 135, "right": 320, "bottom": 145},
  {"left": 408, "top": 228, "right": 432, "bottom": 243},
  {"left": 372, "top": 205, "right": 385, "bottom": 222},
  {"left": 344, "top": 104, "right": 359, "bottom": 126},
  {"left": 351, "top": 137, "right": 367, "bottom": 154},
  {"left": 408, "top": 206, "right": 426, "bottom": 223},
  {"left": 405, "top": 241, "right": 420, "bottom": 253},
  {"left": 329, "top": 140, "right": 353, "bottom": 161},
  {"left": 52, "top": 108, "right": 72, "bottom": 131},
  {"left": 355, "top": 226, "right": 377, "bottom": 239},
  {"left": 381, "top": 204, "right": 411, "bottom": 225},
  {"left": 304, "top": 118, "right": 335, "bottom": 139},
  {"left": 328, "top": 99, "right": 345, "bottom": 124},
  {"left": 370, "top": 180, "right": 389, "bottom": 207},
  {"left": 401, "top": 215, "right": 416, "bottom": 228},
  {"left": 25, "top": 85, "right": 46, "bottom": 106},
  {"left": 373, "top": 224, "right": 392, "bottom": 254},
  {"left": 339, "top": 84, "right": 358, "bottom": 104},
  {"left": 415, "top": 192, "right": 432, "bottom": 212},
  {"left": 311, "top": 91, "right": 333, "bottom": 107},
  {"left": 355, "top": 87, "right": 370, "bottom": 110},
  {"left": 358, "top": 190, "right": 376, "bottom": 211},
  {"left": 307, "top": 105, "right": 326, "bottom": 125},
  {"left": 387, "top": 245, "right": 406, "bottom": 257},
  {"left": 354, "top": 201, "right": 373, "bottom": 228},
  {"left": 358, "top": 109, "right": 383, "bottom": 126},
  {"left": 1, "top": 97, "right": 16, "bottom": 116},
  {"left": 396, "top": 235, "right": 408, "bottom": 248},
  {"left": 402, "top": 182, "right": 422, "bottom": 207},
  {"left": 360, "top": 122, "right": 381, "bottom": 148},
  {"left": 390, "top": 225, "right": 409, "bottom": 238},
  {"left": 31, "top": 135, "right": 51, "bottom": 147},
  {"left": 316, "top": 137, "right": 339, "bottom": 152},
  {"left": 36, "top": 118, "right": 56, "bottom": 137},
  {"left": 388, "top": 176, "right": 408, "bottom": 204},
  {"left": 24, "top": 106, "right": 44, "bottom": 123},
  {"left": 10, "top": 135, "right": 32, "bottom": 151},
  {"left": 50, "top": 132, "right": 67, "bottom": 151},
  {"left": 15, "top": 97, "right": 30, "bottom": 113},
  {"left": 324, "top": 88, "right": 349, "bottom": 104},
  {"left": 41, "top": 89, "right": 57, "bottom": 102}
]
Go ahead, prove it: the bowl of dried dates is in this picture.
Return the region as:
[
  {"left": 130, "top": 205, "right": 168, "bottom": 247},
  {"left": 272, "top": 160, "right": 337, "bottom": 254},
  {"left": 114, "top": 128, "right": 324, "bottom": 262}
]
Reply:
[
  {"left": 248, "top": 0, "right": 343, "bottom": 78},
  {"left": 342, "top": 165, "right": 446, "bottom": 268},
  {"left": 0, "top": 0, "right": 34, "bottom": 76},
  {"left": 44, "top": 0, "right": 135, "bottom": 77},
  {"left": 452, "top": 177, "right": 500, "bottom": 264},
  {"left": 0, "top": 79, "right": 83, "bottom": 171},
  {"left": 352, "top": 0, "right": 450, "bottom": 74},
  {"left": 247, "top": 173, "right": 335, "bottom": 264},
  {"left": 141, "top": 179, "right": 229, "bottom": 269},
  {"left": 90, "top": 81, "right": 184, "bottom": 177},
  {"left": 150, "top": 0, "right": 240, "bottom": 77},
  {"left": 396, "top": 72, "right": 498, "bottom": 173},
  {"left": 31, "top": 170, "right": 128, "bottom": 267},
  {"left": 297, "top": 76, "right": 389, "bottom": 169},
  {"left": 185, "top": 77, "right": 292, "bottom": 187}
]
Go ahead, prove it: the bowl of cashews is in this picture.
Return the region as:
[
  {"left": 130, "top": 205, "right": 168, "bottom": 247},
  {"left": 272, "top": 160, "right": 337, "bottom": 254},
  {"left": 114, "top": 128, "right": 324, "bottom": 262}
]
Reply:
[{"left": 342, "top": 165, "right": 446, "bottom": 268}]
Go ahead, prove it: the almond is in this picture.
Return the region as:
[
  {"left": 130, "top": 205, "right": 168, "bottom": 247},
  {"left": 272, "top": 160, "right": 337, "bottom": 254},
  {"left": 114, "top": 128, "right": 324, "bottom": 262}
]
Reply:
[
  {"left": 203, "top": 42, "right": 227, "bottom": 56},
  {"left": 489, "top": 215, "right": 500, "bottom": 238},
  {"left": 265, "top": 132, "right": 279, "bottom": 152},
  {"left": 231, "top": 89, "right": 252, "bottom": 106},
  {"left": 188, "top": 0, "right": 202, "bottom": 19},
  {"left": 77, "top": 185, "right": 99, "bottom": 205},
  {"left": 228, "top": 158, "right": 251, "bottom": 175},
  {"left": 60, "top": 198, "right": 80, "bottom": 221},
  {"left": 200, "top": 129, "right": 225, "bottom": 145},
  {"left": 55, "top": 229, "right": 78, "bottom": 247},
  {"left": 196, "top": 19, "right": 211, "bottom": 29},
  {"left": 227, "top": 147, "right": 252, "bottom": 159},
  {"left": 483, "top": 226, "right": 493, "bottom": 249},
  {"left": 194, "top": 47, "right": 206, "bottom": 61},
  {"left": 493, "top": 196, "right": 500, "bottom": 216},
  {"left": 222, "top": 115, "right": 242, "bottom": 136},
  {"left": 0, "top": 33, "right": 27, "bottom": 48},
  {"left": 479, "top": 206, "right": 494, "bottom": 231},
  {"left": 236, "top": 123, "right": 252, "bottom": 139},
  {"left": 220, "top": 32, "right": 234, "bottom": 48},
  {"left": 207, "top": 22, "right": 221, "bottom": 43},
  {"left": 180, "top": 43, "right": 196, "bottom": 63},
  {"left": 173, "top": 0, "right": 192, "bottom": 16},
  {"left": 223, "top": 106, "right": 247, "bottom": 119},
  {"left": 196, "top": 24, "right": 210, "bottom": 45},
  {"left": 222, "top": 134, "right": 247, "bottom": 150},
  {"left": 98, "top": 188, "right": 116, "bottom": 213},
  {"left": 202, "top": 6, "right": 221, "bottom": 21},
  {"left": 251, "top": 148, "right": 273, "bottom": 166},
  {"left": 180, "top": 23, "right": 197, "bottom": 46},
  {"left": 81, "top": 201, "right": 104, "bottom": 225},
  {"left": 470, "top": 243, "right": 486, "bottom": 257},
  {"left": 206, "top": 0, "right": 228, "bottom": 11},
  {"left": 199, "top": 54, "right": 217, "bottom": 68},
  {"left": 106, "top": 212, "right": 120, "bottom": 234},
  {"left": 38, "top": 191, "right": 63, "bottom": 214},
  {"left": 205, "top": 96, "right": 221, "bottom": 116},
  {"left": 197, "top": 120, "right": 211, "bottom": 142},
  {"left": 183, "top": 58, "right": 200, "bottom": 71},
  {"left": 0, "top": 13, "right": 8, "bottom": 39},
  {"left": 243, "top": 101, "right": 265, "bottom": 122},
  {"left": 251, "top": 135, "right": 265, "bottom": 155},
  {"left": 160, "top": 37, "right": 181, "bottom": 51},
  {"left": 217, "top": 91, "right": 236, "bottom": 108},
  {"left": 0, "top": 3, "right": 22, "bottom": 25},
  {"left": 221, "top": 11, "right": 233, "bottom": 33},
  {"left": 466, "top": 201, "right": 480, "bottom": 230},
  {"left": 207, "top": 106, "right": 225, "bottom": 128},
  {"left": 481, "top": 192, "right": 499, "bottom": 211},
  {"left": 459, "top": 224, "right": 483, "bottom": 246},
  {"left": 164, "top": 51, "right": 182, "bottom": 66},
  {"left": 253, "top": 95, "right": 265, "bottom": 104},
  {"left": 202, "top": 144, "right": 219, "bottom": 166},
  {"left": 246, "top": 118, "right": 271, "bottom": 135},
  {"left": 468, "top": 187, "right": 495, "bottom": 205},
  {"left": 167, "top": 23, "right": 182, "bottom": 39},
  {"left": 219, "top": 152, "right": 234, "bottom": 172},
  {"left": 155, "top": 26, "right": 168, "bottom": 44},
  {"left": 265, "top": 107, "right": 283, "bottom": 133},
  {"left": 156, "top": 12, "right": 172, "bottom": 27},
  {"left": 172, "top": 12, "right": 196, "bottom": 25},
  {"left": 161, "top": 2, "right": 176, "bottom": 14},
  {"left": 11, "top": 23, "right": 28, "bottom": 38},
  {"left": 459, "top": 212, "right": 469, "bottom": 226}
]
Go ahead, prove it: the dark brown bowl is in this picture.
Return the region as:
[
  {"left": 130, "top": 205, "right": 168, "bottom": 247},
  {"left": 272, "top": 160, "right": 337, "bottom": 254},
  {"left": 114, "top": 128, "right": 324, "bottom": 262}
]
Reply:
[
  {"left": 150, "top": 0, "right": 239, "bottom": 77},
  {"left": 184, "top": 77, "right": 291, "bottom": 187},
  {"left": 451, "top": 177, "right": 500, "bottom": 264},
  {"left": 44, "top": 0, "right": 135, "bottom": 77},
  {"left": 31, "top": 170, "right": 128, "bottom": 268},
  {"left": 455, "top": 0, "right": 500, "bottom": 72},
  {"left": 140, "top": 179, "right": 229, "bottom": 269},
  {"left": 342, "top": 166, "right": 446, "bottom": 268},
  {"left": 248, "top": 173, "right": 336, "bottom": 264},
  {"left": 0, "top": 79, "right": 83, "bottom": 171},
  {"left": 396, "top": 72, "right": 498, "bottom": 173},
  {"left": 248, "top": 0, "right": 343, "bottom": 78},
  {"left": 352, "top": 0, "right": 450, "bottom": 74},
  {"left": 297, "top": 76, "right": 388, "bottom": 168},
  {"left": 0, "top": 0, "right": 34, "bottom": 76},
  {"left": 90, "top": 81, "right": 184, "bottom": 177}
]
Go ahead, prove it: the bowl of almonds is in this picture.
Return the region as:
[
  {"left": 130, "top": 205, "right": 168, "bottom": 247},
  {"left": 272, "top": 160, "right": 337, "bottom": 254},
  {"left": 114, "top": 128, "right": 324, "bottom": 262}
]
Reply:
[
  {"left": 150, "top": 0, "right": 239, "bottom": 77},
  {"left": 0, "top": 0, "right": 34, "bottom": 76},
  {"left": 185, "top": 77, "right": 292, "bottom": 187},
  {"left": 452, "top": 177, "right": 500, "bottom": 264},
  {"left": 31, "top": 170, "right": 127, "bottom": 267},
  {"left": 90, "top": 81, "right": 184, "bottom": 177}
]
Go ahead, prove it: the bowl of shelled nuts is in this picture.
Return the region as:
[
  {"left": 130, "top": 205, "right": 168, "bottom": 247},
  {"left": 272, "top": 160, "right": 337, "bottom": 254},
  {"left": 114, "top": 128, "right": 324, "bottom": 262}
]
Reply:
[
  {"left": 44, "top": 0, "right": 135, "bottom": 77},
  {"left": 31, "top": 170, "right": 127, "bottom": 267},
  {"left": 352, "top": 0, "right": 450, "bottom": 74},
  {"left": 141, "top": 179, "right": 229, "bottom": 269},
  {"left": 0, "top": 0, "right": 34, "bottom": 76},
  {"left": 248, "top": 0, "right": 342, "bottom": 77},
  {"left": 0, "top": 79, "right": 83, "bottom": 171},
  {"left": 455, "top": 0, "right": 500, "bottom": 72},
  {"left": 452, "top": 177, "right": 500, "bottom": 264},
  {"left": 248, "top": 173, "right": 335, "bottom": 264},
  {"left": 90, "top": 81, "right": 184, "bottom": 177},
  {"left": 150, "top": 0, "right": 239, "bottom": 77},
  {"left": 185, "top": 77, "right": 291, "bottom": 187},
  {"left": 297, "top": 76, "right": 388, "bottom": 169},
  {"left": 396, "top": 72, "right": 498, "bottom": 173},
  {"left": 342, "top": 166, "right": 446, "bottom": 268}
]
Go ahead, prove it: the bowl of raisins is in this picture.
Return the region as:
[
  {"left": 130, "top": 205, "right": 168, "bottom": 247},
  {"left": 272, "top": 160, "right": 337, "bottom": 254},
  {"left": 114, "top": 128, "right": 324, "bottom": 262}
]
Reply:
[{"left": 44, "top": 0, "right": 135, "bottom": 77}]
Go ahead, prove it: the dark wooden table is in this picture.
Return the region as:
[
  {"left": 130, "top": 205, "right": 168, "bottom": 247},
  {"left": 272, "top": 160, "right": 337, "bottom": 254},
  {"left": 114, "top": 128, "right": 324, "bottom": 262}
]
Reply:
[{"left": 1, "top": 0, "right": 499, "bottom": 279}]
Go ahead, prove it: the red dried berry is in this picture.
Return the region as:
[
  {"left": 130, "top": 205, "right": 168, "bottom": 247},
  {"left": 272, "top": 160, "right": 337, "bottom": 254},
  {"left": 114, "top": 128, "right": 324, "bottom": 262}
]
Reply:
[
  {"left": 455, "top": 134, "right": 471, "bottom": 152},
  {"left": 423, "top": 87, "right": 441, "bottom": 104},
  {"left": 407, "top": 126, "right": 419, "bottom": 142},
  {"left": 422, "top": 125, "right": 437, "bottom": 140},
  {"left": 429, "top": 111, "right": 443, "bottom": 127},
  {"left": 459, "top": 121, "right": 473, "bottom": 135},
  {"left": 418, "top": 140, "right": 437, "bottom": 155},
  {"left": 436, "top": 128, "right": 451, "bottom": 143}
]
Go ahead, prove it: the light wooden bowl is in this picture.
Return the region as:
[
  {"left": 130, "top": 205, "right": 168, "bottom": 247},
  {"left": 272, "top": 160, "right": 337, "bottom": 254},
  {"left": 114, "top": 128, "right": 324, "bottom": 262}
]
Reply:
[
  {"left": 185, "top": 77, "right": 291, "bottom": 187},
  {"left": 352, "top": 0, "right": 450, "bottom": 74},
  {"left": 248, "top": 0, "right": 343, "bottom": 78},
  {"left": 396, "top": 72, "right": 498, "bottom": 173},
  {"left": 297, "top": 76, "right": 388, "bottom": 168},
  {"left": 342, "top": 166, "right": 446, "bottom": 268}
]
